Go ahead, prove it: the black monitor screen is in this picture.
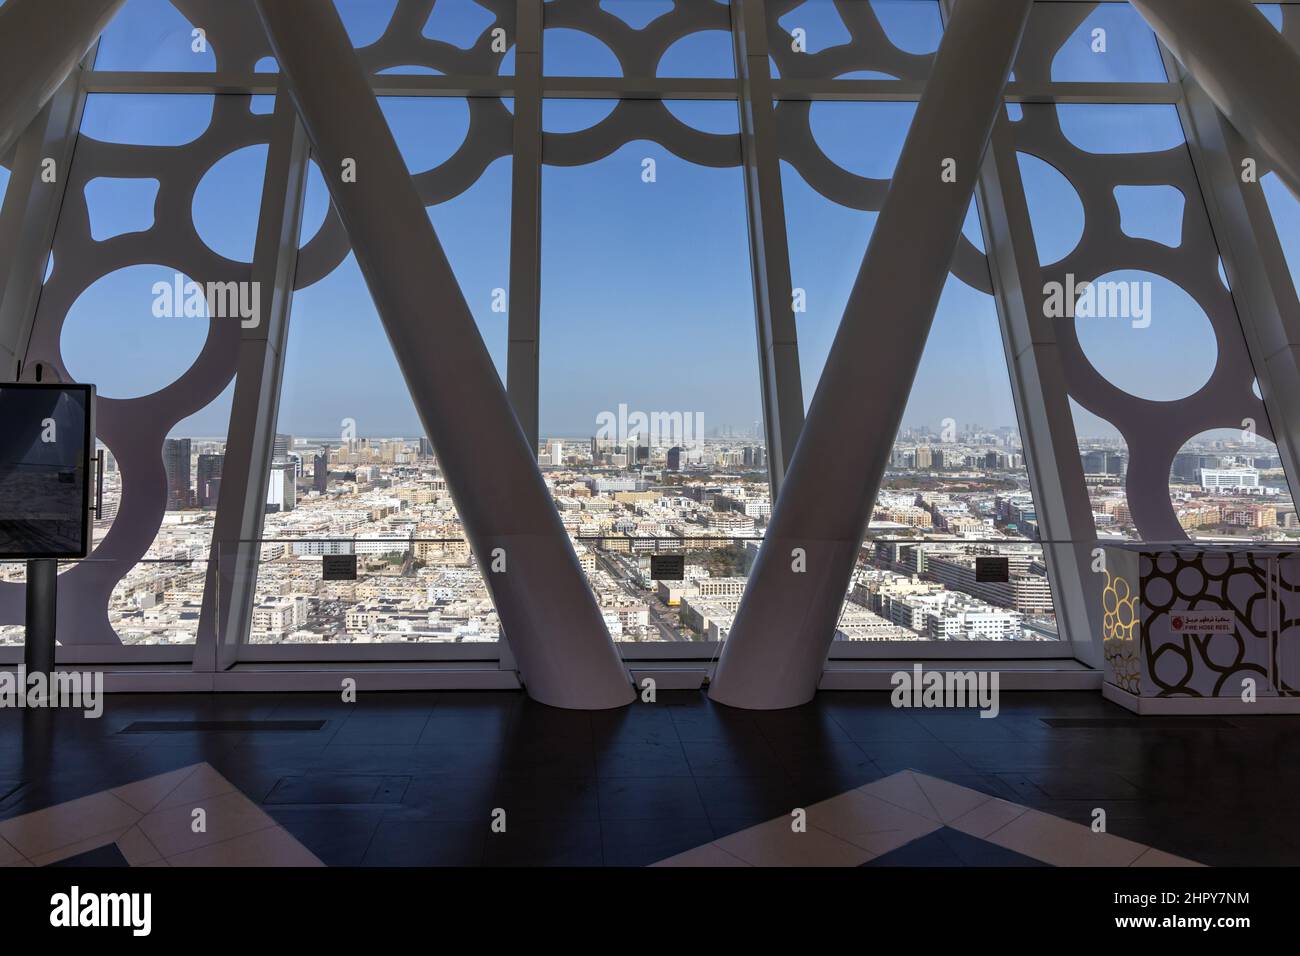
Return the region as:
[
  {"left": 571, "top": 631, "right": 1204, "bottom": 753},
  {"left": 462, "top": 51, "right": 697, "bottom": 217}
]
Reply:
[{"left": 0, "top": 384, "right": 95, "bottom": 559}]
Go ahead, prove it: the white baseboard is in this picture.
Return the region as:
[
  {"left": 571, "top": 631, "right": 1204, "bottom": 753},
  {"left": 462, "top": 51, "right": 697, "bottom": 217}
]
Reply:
[{"left": 1102, "top": 681, "right": 1300, "bottom": 714}]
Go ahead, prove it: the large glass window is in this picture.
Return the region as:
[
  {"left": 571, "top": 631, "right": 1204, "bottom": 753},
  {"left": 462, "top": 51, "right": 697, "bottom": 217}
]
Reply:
[
  {"left": 779, "top": 96, "right": 1060, "bottom": 643},
  {"left": 0, "top": 91, "right": 268, "bottom": 647},
  {"left": 539, "top": 99, "right": 765, "bottom": 644},
  {"left": 258, "top": 95, "right": 512, "bottom": 644},
  {"left": 1017, "top": 100, "right": 1298, "bottom": 544}
]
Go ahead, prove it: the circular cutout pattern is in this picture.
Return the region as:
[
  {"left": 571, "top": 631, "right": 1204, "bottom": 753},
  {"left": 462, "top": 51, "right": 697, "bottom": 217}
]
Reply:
[
  {"left": 1073, "top": 270, "right": 1217, "bottom": 402},
  {"left": 60, "top": 264, "right": 209, "bottom": 399}
]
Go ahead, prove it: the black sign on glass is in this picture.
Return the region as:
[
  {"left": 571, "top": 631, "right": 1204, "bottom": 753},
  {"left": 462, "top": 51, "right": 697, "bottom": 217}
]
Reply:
[
  {"left": 650, "top": 554, "right": 685, "bottom": 581},
  {"left": 322, "top": 553, "right": 358, "bottom": 581},
  {"left": 975, "top": 556, "right": 1010, "bottom": 583}
]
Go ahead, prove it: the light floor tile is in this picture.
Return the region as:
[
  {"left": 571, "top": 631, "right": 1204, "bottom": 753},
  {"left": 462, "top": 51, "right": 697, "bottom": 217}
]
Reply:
[
  {"left": 155, "top": 763, "right": 236, "bottom": 810},
  {"left": 910, "top": 773, "right": 995, "bottom": 823},
  {"left": 167, "top": 825, "right": 323, "bottom": 867},
  {"left": 714, "top": 816, "right": 873, "bottom": 867},
  {"left": 948, "top": 797, "right": 1028, "bottom": 839},
  {"left": 808, "top": 790, "right": 942, "bottom": 857},
  {"left": 0, "top": 835, "right": 23, "bottom": 866},
  {"left": 137, "top": 789, "right": 277, "bottom": 858},
  {"left": 111, "top": 765, "right": 201, "bottom": 814},
  {"left": 652, "top": 843, "right": 751, "bottom": 867},
  {"left": 984, "top": 809, "right": 1149, "bottom": 867},
  {"left": 116, "top": 825, "right": 163, "bottom": 866},
  {"left": 1130, "top": 846, "right": 1204, "bottom": 867},
  {"left": 858, "top": 770, "right": 939, "bottom": 819},
  {"left": 30, "top": 826, "right": 132, "bottom": 867},
  {"left": 0, "top": 791, "right": 140, "bottom": 859}
]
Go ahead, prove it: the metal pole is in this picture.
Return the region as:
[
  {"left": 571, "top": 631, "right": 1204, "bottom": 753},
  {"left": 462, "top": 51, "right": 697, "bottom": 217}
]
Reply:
[
  {"left": 709, "top": 0, "right": 1034, "bottom": 710},
  {"left": 24, "top": 558, "right": 57, "bottom": 679}
]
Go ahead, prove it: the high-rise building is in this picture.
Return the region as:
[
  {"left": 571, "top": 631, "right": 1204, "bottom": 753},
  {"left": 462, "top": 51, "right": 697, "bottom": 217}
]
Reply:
[
  {"left": 547, "top": 439, "right": 564, "bottom": 466},
  {"left": 313, "top": 453, "right": 329, "bottom": 494},
  {"left": 267, "top": 464, "right": 297, "bottom": 513},
  {"left": 196, "top": 453, "right": 224, "bottom": 508},
  {"left": 162, "top": 438, "right": 192, "bottom": 510},
  {"left": 272, "top": 433, "right": 294, "bottom": 461},
  {"left": 666, "top": 446, "right": 682, "bottom": 471}
]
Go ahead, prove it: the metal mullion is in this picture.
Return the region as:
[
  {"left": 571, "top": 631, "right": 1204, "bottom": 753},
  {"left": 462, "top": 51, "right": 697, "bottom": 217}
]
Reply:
[
  {"left": 732, "top": 0, "right": 804, "bottom": 496},
  {"left": 940, "top": 0, "right": 1104, "bottom": 667},
  {"left": 194, "top": 86, "right": 309, "bottom": 672}
]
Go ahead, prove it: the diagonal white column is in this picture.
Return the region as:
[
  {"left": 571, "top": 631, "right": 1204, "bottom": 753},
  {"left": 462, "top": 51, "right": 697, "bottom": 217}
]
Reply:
[
  {"left": 0, "top": 0, "right": 126, "bottom": 160},
  {"left": 709, "top": 0, "right": 1034, "bottom": 710},
  {"left": 252, "top": 0, "right": 633, "bottom": 709},
  {"left": 1131, "top": 0, "right": 1300, "bottom": 199}
]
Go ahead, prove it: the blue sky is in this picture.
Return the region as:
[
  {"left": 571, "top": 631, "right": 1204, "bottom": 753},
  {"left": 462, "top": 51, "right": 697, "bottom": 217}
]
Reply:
[{"left": 28, "top": 0, "right": 1300, "bottom": 449}]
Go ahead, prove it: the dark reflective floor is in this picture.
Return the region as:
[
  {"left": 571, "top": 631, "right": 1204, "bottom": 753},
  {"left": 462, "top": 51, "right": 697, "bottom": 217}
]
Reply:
[{"left": 1, "top": 690, "right": 1297, "bottom": 866}]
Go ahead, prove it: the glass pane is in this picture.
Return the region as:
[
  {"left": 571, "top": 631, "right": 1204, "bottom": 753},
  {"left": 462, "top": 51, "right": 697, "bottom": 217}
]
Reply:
[
  {"left": 0, "top": 154, "right": 11, "bottom": 213},
  {"left": 3, "top": 93, "right": 264, "bottom": 647},
  {"left": 544, "top": 0, "right": 734, "bottom": 78},
  {"left": 1015, "top": 102, "right": 1298, "bottom": 542},
  {"left": 766, "top": 0, "right": 942, "bottom": 81},
  {"left": 781, "top": 99, "right": 1060, "bottom": 643},
  {"left": 540, "top": 98, "right": 764, "bottom": 644},
  {"left": 267, "top": 96, "right": 511, "bottom": 644},
  {"left": 1015, "top": 0, "right": 1167, "bottom": 85},
  {"left": 845, "top": 538, "right": 1058, "bottom": 642},
  {"left": 94, "top": 0, "right": 271, "bottom": 73}
]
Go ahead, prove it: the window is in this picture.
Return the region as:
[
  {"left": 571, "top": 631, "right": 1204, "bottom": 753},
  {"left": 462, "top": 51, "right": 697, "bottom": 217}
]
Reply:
[
  {"left": 259, "top": 96, "right": 512, "bottom": 644},
  {"left": 539, "top": 99, "right": 764, "bottom": 644},
  {"left": 1017, "top": 101, "right": 1298, "bottom": 543},
  {"left": 780, "top": 95, "right": 1060, "bottom": 643},
  {"left": 4, "top": 92, "right": 269, "bottom": 646}
]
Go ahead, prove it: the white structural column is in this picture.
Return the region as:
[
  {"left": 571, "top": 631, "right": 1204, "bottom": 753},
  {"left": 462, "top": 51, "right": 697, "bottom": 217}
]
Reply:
[
  {"left": 732, "top": 0, "right": 804, "bottom": 494},
  {"left": 0, "top": 0, "right": 126, "bottom": 161},
  {"left": 709, "top": 0, "right": 1034, "bottom": 710},
  {"left": 506, "top": 0, "right": 544, "bottom": 451},
  {"left": 1130, "top": 0, "right": 1300, "bottom": 199},
  {"left": 253, "top": 0, "right": 633, "bottom": 709}
]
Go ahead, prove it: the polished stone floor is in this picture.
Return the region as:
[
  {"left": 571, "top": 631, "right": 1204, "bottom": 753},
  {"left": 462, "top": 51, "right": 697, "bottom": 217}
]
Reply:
[{"left": 0, "top": 689, "right": 1296, "bottom": 866}]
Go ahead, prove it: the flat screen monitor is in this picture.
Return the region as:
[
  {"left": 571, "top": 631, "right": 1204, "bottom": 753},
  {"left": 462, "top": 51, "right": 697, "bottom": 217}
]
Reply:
[{"left": 0, "top": 384, "right": 95, "bottom": 559}]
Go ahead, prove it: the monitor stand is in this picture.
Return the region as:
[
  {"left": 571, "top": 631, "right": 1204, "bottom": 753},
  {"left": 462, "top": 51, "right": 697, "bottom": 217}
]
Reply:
[{"left": 25, "top": 558, "right": 57, "bottom": 678}]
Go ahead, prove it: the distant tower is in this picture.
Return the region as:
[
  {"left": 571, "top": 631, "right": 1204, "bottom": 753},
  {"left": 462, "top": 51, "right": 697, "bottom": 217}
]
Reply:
[
  {"left": 162, "top": 438, "right": 192, "bottom": 510},
  {"left": 667, "top": 446, "right": 682, "bottom": 471},
  {"left": 196, "top": 453, "right": 224, "bottom": 508}
]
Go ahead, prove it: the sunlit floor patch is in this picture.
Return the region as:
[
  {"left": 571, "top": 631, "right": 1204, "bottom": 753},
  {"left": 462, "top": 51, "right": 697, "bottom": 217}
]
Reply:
[
  {"left": 0, "top": 763, "right": 322, "bottom": 868},
  {"left": 652, "top": 770, "right": 1203, "bottom": 868}
]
